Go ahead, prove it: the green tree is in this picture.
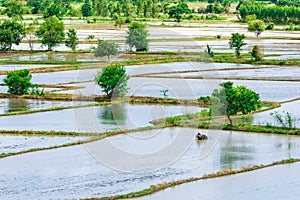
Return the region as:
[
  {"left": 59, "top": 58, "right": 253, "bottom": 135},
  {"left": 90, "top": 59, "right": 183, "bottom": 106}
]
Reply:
[
  {"left": 81, "top": 0, "right": 94, "bottom": 18},
  {"left": 0, "top": 19, "right": 25, "bottom": 51},
  {"left": 65, "top": 28, "right": 79, "bottom": 51},
  {"left": 36, "top": 16, "right": 65, "bottom": 51},
  {"left": 248, "top": 19, "right": 265, "bottom": 37},
  {"left": 27, "top": 0, "right": 42, "bottom": 14},
  {"left": 94, "top": 40, "right": 119, "bottom": 61},
  {"left": 95, "top": 65, "right": 129, "bottom": 98},
  {"left": 43, "top": 1, "right": 67, "bottom": 19},
  {"left": 168, "top": 1, "right": 191, "bottom": 22},
  {"left": 211, "top": 81, "right": 261, "bottom": 125},
  {"left": 229, "top": 33, "right": 247, "bottom": 58},
  {"left": 126, "top": 22, "right": 149, "bottom": 51},
  {"left": 5, "top": 0, "right": 25, "bottom": 19},
  {"left": 3, "top": 69, "right": 33, "bottom": 95},
  {"left": 250, "top": 45, "right": 263, "bottom": 61}
]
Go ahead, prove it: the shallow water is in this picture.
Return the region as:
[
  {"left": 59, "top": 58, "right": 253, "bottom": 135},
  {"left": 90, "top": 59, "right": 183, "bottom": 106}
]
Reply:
[
  {"left": 128, "top": 77, "right": 300, "bottom": 102},
  {"left": 138, "top": 162, "right": 300, "bottom": 200},
  {"left": 0, "top": 135, "right": 86, "bottom": 154},
  {"left": 1, "top": 128, "right": 300, "bottom": 199},
  {"left": 0, "top": 64, "right": 62, "bottom": 71},
  {"left": 253, "top": 99, "right": 300, "bottom": 128},
  {"left": 154, "top": 66, "right": 300, "bottom": 80},
  {"left": 0, "top": 104, "right": 203, "bottom": 132},
  {"left": 0, "top": 98, "right": 90, "bottom": 114}
]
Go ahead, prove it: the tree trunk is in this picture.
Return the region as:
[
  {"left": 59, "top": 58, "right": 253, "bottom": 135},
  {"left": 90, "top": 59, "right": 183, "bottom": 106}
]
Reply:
[{"left": 227, "top": 114, "right": 233, "bottom": 125}]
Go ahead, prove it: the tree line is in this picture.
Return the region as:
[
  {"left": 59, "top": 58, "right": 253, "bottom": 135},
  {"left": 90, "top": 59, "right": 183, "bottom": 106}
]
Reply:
[{"left": 238, "top": 1, "right": 300, "bottom": 24}]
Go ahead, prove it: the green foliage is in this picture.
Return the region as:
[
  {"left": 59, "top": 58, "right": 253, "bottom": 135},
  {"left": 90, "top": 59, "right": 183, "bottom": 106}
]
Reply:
[
  {"left": 205, "top": 3, "right": 224, "bottom": 14},
  {"left": 197, "top": 96, "right": 211, "bottom": 104},
  {"left": 0, "top": 19, "right": 25, "bottom": 51},
  {"left": 36, "top": 16, "right": 65, "bottom": 51},
  {"left": 126, "top": 22, "right": 149, "bottom": 52},
  {"left": 266, "top": 23, "right": 274, "bottom": 30},
  {"left": 114, "top": 17, "right": 126, "bottom": 29},
  {"left": 95, "top": 65, "right": 129, "bottom": 98},
  {"left": 27, "top": 0, "right": 42, "bottom": 14},
  {"left": 5, "top": 0, "right": 25, "bottom": 19},
  {"left": 251, "top": 45, "right": 263, "bottom": 61},
  {"left": 167, "top": 1, "right": 191, "bottom": 22},
  {"left": 245, "top": 14, "right": 257, "bottom": 23},
  {"left": 65, "top": 28, "right": 79, "bottom": 51},
  {"left": 211, "top": 81, "right": 261, "bottom": 125},
  {"left": 205, "top": 44, "right": 214, "bottom": 57},
  {"left": 248, "top": 20, "right": 265, "bottom": 37},
  {"left": 270, "top": 111, "right": 298, "bottom": 129},
  {"left": 229, "top": 33, "right": 247, "bottom": 58},
  {"left": 3, "top": 69, "right": 33, "bottom": 95},
  {"left": 81, "top": 0, "right": 93, "bottom": 18},
  {"left": 239, "top": 3, "right": 300, "bottom": 24},
  {"left": 26, "top": 23, "right": 36, "bottom": 51},
  {"left": 94, "top": 40, "right": 119, "bottom": 61},
  {"left": 160, "top": 89, "right": 169, "bottom": 98}
]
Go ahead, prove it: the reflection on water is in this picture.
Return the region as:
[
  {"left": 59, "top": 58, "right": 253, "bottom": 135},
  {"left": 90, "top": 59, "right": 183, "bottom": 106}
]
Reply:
[
  {"left": 98, "top": 103, "right": 126, "bottom": 126},
  {"left": 220, "top": 133, "right": 254, "bottom": 169},
  {"left": 5, "top": 98, "right": 30, "bottom": 113},
  {"left": 1, "top": 128, "right": 300, "bottom": 199}
]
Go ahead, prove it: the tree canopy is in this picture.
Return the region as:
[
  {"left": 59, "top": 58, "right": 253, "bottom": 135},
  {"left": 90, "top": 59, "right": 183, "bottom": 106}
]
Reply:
[
  {"left": 126, "top": 22, "right": 149, "bottom": 52},
  {"left": 95, "top": 65, "right": 129, "bottom": 98},
  {"left": 3, "top": 69, "right": 33, "bottom": 95},
  {"left": 229, "top": 33, "right": 247, "bottom": 58},
  {"left": 248, "top": 19, "right": 265, "bottom": 37},
  {"left": 94, "top": 40, "right": 119, "bottom": 61},
  {"left": 36, "top": 16, "right": 65, "bottom": 51},
  {"left": 211, "top": 81, "right": 261, "bottom": 125},
  {"left": 0, "top": 19, "right": 25, "bottom": 51}
]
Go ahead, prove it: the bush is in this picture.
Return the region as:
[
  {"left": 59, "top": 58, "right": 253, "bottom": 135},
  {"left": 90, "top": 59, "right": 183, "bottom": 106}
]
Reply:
[
  {"left": 3, "top": 69, "right": 33, "bottom": 95},
  {"left": 251, "top": 46, "right": 264, "bottom": 61},
  {"left": 266, "top": 23, "right": 274, "bottom": 30}
]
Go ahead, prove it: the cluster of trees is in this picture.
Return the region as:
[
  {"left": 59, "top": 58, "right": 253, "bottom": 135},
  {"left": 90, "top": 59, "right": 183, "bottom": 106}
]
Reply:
[{"left": 238, "top": 1, "right": 300, "bottom": 24}]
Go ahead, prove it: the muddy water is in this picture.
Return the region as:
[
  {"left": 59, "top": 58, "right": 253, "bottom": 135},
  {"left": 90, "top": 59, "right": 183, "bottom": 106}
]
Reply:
[
  {"left": 0, "top": 104, "right": 203, "bottom": 132},
  {"left": 1, "top": 128, "right": 300, "bottom": 199},
  {"left": 138, "top": 162, "right": 300, "bottom": 200},
  {"left": 0, "top": 135, "right": 86, "bottom": 154}
]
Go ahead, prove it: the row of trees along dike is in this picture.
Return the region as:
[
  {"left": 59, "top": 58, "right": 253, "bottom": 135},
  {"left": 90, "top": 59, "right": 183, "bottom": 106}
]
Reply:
[
  {"left": 0, "top": 14, "right": 149, "bottom": 52},
  {"left": 0, "top": 0, "right": 228, "bottom": 22},
  {"left": 237, "top": 0, "right": 300, "bottom": 24}
]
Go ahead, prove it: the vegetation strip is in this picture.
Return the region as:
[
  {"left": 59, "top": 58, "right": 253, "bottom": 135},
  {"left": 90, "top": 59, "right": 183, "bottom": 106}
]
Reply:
[{"left": 88, "top": 158, "right": 300, "bottom": 200}]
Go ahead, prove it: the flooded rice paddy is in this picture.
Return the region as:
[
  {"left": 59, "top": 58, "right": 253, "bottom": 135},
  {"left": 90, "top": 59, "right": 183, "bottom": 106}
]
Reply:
[
  {"left": 1, "top": 21, "right": 300, "bottom": 199},
  {"left": 1, "top": 128, "right": 300, "bottom": 199},
  {"left": 138, "top": 161, "right": 300, "bottom": 200},
  {"left": 0, "top": 135, "right": 86, "bottom": 154},
  {"left": 0, "top": 104, "right": 203, "bottom": 132}
]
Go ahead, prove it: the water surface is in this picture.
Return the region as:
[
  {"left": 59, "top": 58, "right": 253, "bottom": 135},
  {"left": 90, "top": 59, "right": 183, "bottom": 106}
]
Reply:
[{"left": 1, "top": 128, "right": 299, "bottom": 199}]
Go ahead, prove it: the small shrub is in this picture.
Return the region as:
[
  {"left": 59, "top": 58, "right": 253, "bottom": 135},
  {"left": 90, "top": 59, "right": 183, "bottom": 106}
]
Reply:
[
  {"left": 270, "top": 111, "right": 298, "bottom": 129},
  {"left": 205, "top": 44, "right": 214, "bottom": 58},
  {"left": 3, "top": 69, "right": 33, "bottom": 95},
  {"left": 266, "top": 23, "right": 274, "bottom": 30},
  {"left": 250, "top": 46, "right": 264, "bottom": 61}
]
